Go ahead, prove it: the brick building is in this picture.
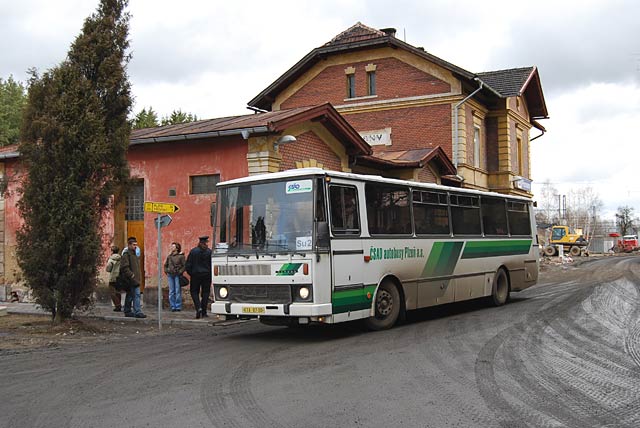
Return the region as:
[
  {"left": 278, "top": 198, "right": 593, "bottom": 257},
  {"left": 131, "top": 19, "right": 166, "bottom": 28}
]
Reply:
[
  {"left": 0, "top": 22, "right": 547, "bottom": 303},
  {"left": 250, "top": 22, "right": 548, "bottom": 194}
]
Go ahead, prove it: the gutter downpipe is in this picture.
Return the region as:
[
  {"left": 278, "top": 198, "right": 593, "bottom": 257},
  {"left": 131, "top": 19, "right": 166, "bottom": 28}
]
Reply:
[
  {"left": 453, "top": 78, "right": 483, "bottom": 176},
  {"left": 530, "top": 128, "right": 545, "bottom": 142}
]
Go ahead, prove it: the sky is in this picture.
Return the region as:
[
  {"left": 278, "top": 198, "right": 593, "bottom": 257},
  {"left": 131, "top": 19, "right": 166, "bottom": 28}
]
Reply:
[{"left": 1, "top": 0, "right": 639, "bottom": 220}]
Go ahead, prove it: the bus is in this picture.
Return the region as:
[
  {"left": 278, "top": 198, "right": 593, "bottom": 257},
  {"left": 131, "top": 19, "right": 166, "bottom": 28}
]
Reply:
[{"left": 210, "top": 168, "right": 538, "bottom": 330}]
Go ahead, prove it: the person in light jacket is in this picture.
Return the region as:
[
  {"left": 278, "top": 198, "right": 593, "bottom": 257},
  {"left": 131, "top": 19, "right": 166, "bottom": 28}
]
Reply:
[
  {"left": 105, "top": 245, "right": 122, "bottom": 312},
  {"left": 164, "top": 242, "right": 186, "bottom": 312}
]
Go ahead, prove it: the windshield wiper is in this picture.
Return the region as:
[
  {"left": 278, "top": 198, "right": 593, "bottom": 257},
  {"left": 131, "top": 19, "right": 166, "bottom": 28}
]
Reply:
[
  {"left": 266, "top": 243, "right": 308, "bottom": 258},
  {"left": 217, "top": 243, "right": 254, "bottom": 258},
  {"left": 262, "top": 242, "right": 288, "bottom": 257}
]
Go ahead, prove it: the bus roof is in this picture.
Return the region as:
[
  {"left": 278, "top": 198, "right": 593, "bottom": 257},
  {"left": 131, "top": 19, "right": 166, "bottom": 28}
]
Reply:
[{"left": 217, "top": 168, "right": 532, "bottom": 201}]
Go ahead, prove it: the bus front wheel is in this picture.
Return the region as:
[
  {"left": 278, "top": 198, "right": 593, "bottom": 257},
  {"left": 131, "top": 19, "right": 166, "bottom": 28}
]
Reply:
[
  {"left": 491, "top": 268, "right": 510, "bottom": 306},
  {"left": 365, "top": 280, "right": 401, "bottom": 331}
]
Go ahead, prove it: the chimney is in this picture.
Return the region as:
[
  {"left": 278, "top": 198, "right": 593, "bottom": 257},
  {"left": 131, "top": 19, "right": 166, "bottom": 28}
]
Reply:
[{"left": 380, "top": 28, "right": 396, "bottom": 38}]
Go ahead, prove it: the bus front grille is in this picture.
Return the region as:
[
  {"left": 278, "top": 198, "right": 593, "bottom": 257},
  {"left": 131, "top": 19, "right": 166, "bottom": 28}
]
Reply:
[
  {"left": 218, "top": 264, "right": 272, "bottom": 276},
  {"left": 229, "top": 285, "right": 291, "bottom": 304}
]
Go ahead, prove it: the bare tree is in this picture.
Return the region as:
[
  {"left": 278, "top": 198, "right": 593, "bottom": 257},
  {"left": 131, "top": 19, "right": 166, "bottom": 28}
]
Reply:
[
  {"left": 616, "top": 206, "right": 636, "bottom": 236},
  {"left": 535, "top": 180, "right": 559, "bottom": 224},
  {"left": 565, "top": 186, "right": 602, "bottom": 237}
]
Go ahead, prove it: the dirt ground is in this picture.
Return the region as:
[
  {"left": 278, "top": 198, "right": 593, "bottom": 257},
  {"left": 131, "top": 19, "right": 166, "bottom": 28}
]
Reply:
[
  {"left": 0, "top": 314, "right": 196, "bottom": 352},
  {"left": 0, "top": 253, "right": 623, "bottom": 353}
]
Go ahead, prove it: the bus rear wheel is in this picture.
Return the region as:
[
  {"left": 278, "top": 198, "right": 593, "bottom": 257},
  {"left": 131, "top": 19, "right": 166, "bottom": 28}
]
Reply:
[
  {"left": 491, "top": 268, "right": 510, "bottom": 306},
  {"left": 365, "top": 280, "right": 401, "bottom": 331}
]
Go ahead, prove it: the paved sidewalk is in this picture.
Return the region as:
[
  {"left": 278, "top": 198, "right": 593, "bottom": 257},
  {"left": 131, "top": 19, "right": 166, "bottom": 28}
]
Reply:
[{"left": 1, "top": 301, "right": 245, "bottom": 327}]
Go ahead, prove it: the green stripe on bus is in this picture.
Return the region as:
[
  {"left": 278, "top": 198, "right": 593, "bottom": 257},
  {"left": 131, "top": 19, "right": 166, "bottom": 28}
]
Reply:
[
  {"left": 332, "top": 285, "right": 376, "bottom": 314},
  {"left": 422, "top": 241, "right": 463, "bottom": 277},
  {"left": 275, "top": 263, "right": 302, "bottom": 276},
  {"left": 461, "top": 239, "right": 532, "bottom": 259}
]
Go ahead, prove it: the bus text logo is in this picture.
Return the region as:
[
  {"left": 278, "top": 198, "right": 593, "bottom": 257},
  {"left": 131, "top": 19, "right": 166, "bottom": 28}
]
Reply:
[
  {"left": 285, "top": 179, "right": 312, "bottom": 194},
  {"left": 369, "top": 246, "right": 425, "bottom": 261}
]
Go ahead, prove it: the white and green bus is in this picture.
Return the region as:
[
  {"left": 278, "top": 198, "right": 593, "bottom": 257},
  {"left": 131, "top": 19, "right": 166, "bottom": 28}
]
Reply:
[{"left": 210, "top": 168, "right": 538, "bottom": 330}]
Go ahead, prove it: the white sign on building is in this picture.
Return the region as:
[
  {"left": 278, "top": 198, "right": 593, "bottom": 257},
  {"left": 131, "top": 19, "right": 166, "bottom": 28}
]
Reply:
[
  {"left": 360, "top": 128, "right": 392, "bottom": 146},
  {"left": 513, "top": 177, "right": 532, "bottom": 192}
]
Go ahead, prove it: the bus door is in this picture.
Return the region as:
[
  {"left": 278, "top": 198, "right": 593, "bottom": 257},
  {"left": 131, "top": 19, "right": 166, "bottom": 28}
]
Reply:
[{"left": 328, "top": 184, "right": 364, "bottom": 290}]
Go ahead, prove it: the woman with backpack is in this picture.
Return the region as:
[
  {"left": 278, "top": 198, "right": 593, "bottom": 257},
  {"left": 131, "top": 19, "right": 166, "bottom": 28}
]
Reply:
[{"left": 105, "top": 245, "right": 122, "bottom": 312}]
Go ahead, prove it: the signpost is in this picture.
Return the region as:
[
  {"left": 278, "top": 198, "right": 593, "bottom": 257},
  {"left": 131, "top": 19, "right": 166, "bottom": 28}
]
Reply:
[
  {"left": 144, "top": 201, "right": 179, "bottom": 331},
  {"left": 144, "top": 201, "right": 180, "bottom": 214}
]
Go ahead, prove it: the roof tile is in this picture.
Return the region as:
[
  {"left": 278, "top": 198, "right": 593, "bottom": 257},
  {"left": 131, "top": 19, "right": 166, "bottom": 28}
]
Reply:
[
  {"left": 324, "top": 22, "right": 387, "bottom": 46},
  {"left": 477, "top": 67, "right": 535, "bottom": 97},
  {"left": 130, "top": 106, "right": 319, "bottom": 141}
]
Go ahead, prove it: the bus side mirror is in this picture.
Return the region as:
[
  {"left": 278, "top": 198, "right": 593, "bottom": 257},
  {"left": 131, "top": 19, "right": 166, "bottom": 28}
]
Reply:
[{"left": 316, "top": 221, "right": 329, "bottom": 248}]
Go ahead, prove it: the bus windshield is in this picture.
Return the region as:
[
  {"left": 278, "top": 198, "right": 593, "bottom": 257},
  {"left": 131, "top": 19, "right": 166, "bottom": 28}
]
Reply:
[{"left": 215, "top": 178, "right": 316, "bottom": 254}]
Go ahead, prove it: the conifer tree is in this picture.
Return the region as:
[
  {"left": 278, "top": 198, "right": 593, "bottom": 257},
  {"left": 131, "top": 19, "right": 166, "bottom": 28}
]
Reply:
[
  {"left": 132, "top": 106, "right": 159, "bottom": 129},
  {"left": 0, "top": 76, "right": 28, "bottom": 146},
  {"left": 161, "top": 109, "right": 198, "bottom": 125},
  {"left": 17, "top": 0, "right": 132, "bottom": 322}
]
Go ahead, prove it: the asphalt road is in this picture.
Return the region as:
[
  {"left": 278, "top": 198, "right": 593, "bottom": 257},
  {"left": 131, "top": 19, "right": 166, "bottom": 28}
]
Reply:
[{"left": 1, "top": 256, "right": 639, "bottom": 428}]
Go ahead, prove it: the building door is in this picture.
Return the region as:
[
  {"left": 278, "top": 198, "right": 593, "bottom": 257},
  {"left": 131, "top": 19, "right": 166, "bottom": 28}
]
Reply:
[{"left": 125, "top": 180, "right": 145, "bottom": 291}]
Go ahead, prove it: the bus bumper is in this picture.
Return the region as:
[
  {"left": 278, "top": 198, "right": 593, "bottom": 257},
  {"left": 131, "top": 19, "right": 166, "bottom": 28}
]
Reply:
[{"left": 211, "top": 302, "right": 332, "bottom": 318}]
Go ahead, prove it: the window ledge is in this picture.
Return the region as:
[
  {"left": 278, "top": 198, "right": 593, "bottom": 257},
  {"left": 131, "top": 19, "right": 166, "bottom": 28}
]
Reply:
[{"left": 344, "top": 95, "right": 378, "bottom": 102}]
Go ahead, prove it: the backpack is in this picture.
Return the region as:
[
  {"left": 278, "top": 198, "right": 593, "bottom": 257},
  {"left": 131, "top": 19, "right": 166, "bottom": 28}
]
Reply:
[{"left": 106, "top": 256, "right": 121, "bottom": 275}]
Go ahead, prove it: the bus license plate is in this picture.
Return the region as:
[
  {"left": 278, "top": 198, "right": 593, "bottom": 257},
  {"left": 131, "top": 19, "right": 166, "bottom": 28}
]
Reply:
[{"left": 242, "top": 307, "right": 265, "bottom": 314}]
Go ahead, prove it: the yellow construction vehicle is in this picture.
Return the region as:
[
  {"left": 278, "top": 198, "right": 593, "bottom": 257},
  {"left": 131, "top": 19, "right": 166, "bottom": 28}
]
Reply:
[{"left": 543, "top": 225, "right": 588, "bottom": 257}]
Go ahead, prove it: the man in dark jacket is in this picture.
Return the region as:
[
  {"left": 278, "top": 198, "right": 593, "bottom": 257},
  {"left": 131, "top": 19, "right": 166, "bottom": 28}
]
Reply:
[
  {"left": 186, "top": 235, "right": 212, "bottom": 319},
  {"left": 120, "top": 236, "right": 147, "bottom": 318}
]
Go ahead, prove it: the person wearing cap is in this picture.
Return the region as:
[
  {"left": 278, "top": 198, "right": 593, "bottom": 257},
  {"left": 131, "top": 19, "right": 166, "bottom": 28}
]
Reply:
[
  {"left": 185, "top": 235, "right": 212, "bottom": 319},
  {"left": 105, "top": 245, "right": 122, "bottom": 311},
  {"left": 120, "top": 236, "right": 147, "bottom": 318}
]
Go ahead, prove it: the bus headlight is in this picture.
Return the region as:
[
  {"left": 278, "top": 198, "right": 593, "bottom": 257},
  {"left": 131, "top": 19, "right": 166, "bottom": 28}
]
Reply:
[
  {"left": 219, "top": 287, "right": 228, "bottom": 299},
  {"left": 299, "top": 287, "right": 310, "bottom": 300},
  {"left": 292, "top": 285, "right": 312, "bottom": 302}
]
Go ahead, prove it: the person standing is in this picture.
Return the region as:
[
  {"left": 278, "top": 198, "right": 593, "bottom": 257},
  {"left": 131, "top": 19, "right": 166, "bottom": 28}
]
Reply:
[
  {"left": 120, "top": 236, "right": 147, "bottom": 318},
  {"left": 185, "top": 236, "right": 212, "bottom": 319},
  {"left": 105, "top": 245, "right": 122, "bottom": 312},
  {"left": 164, "top": 242, "right": 186, "bottom": 312}
]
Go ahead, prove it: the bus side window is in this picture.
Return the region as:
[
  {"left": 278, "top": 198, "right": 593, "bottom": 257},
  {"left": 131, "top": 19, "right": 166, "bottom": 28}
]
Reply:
[
  {"left": 365, "top": 183, "right": 411, "bottom": 235},
  {"left": 508, "top": 201, "right": 532, "bottom": 236},
  {"left": 450, "top": 193, "right": 481, "bottom": 236},
  {"left": 413, "top": 190, "right": 449, "bottom": 235},
  {"left": 481, "top": 197, "right": 508, "bottom": 236}
]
